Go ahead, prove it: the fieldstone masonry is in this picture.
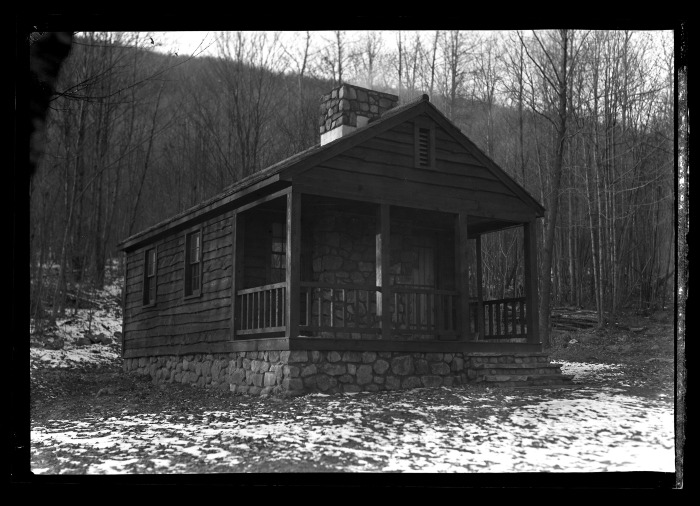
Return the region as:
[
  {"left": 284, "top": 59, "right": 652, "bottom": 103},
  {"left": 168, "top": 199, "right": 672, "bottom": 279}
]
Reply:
[
  {"left": 319, "top": 83, "right": 398, "bottom": 141},
  {"left": 123, "top": 350, "right": 572, "bottom": 396}
]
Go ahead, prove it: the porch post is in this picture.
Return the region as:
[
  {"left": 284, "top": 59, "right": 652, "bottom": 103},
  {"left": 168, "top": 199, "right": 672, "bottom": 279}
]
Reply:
[
  {"left": 285, "top": 190, "right": 301, "bottom": 339},
  {"left": 476, "top": 234, "right": 485, "bottom": 340},
  {"left": 523, "top": 219, "right": 540, "bottom": 344},
  {"left": 456, "top": 212, "right": 472, "bottom": 340},
  {"left": 376, "top": 204, "right": 391, "bottom": 339},
  {"left": 231, "top": 211, "right": 245, "bottom": 339}
]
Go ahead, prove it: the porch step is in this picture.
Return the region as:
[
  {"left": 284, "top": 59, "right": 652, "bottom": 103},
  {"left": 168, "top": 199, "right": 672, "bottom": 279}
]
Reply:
[
  {"left": 475, "top": 367, "right": 563, "bottom": 378},
  {"left": 468, "top": 352, "right": 575, "bottom": 388},
  {"left": 472, "top": 362, "right": 564, "bottom": 371},
  {"left": 470, "top": 352, "right": 550, "bottom": 356}
]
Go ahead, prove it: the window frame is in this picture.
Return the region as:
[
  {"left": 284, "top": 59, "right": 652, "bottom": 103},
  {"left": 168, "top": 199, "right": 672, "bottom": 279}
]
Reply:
[
  {"left": 184, "top": 229, "right": 203, "bottom": 299},
  {"left": 414, "top": 119, "right": 436, "bottom": 170},
  {"left": 142, "top": 246, "right": 157, "bottom": 307},
  {"left": 269, "top": 220, "right": 287, "bottom": 284}
]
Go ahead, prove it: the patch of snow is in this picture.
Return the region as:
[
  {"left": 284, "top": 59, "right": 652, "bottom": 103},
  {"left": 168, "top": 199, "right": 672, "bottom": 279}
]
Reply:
[
  {"left": 87, "top": 458, "right": 140, "bottom": 474},
  {"left": 30, "top": 278, "right": 123, "bottom": 370},
  {"left": 30, "top": 346, "right": 120, "bottom": 370},
  {"left": 32, "top": 391, "right": 673, "bottom": 473},
  {"left": 558, "top": 361, "right": 624, "bottom": 381}
]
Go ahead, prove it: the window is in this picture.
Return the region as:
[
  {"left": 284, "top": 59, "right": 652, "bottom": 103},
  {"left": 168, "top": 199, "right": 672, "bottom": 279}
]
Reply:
[
  {"left": 143, "top": 247, "right": 157, "bottom": 306},
  {"left": 414, "top": 120, "right": 435, "bottom": 169},
  {"left": 185, "top": 230, "right": 202, "bottom": 297},
  {"left": 398, "top": 234, "right": 436, "bottom": 288},
  {"left": 270, "top": 222, "right": 286, "bottom": 283}
]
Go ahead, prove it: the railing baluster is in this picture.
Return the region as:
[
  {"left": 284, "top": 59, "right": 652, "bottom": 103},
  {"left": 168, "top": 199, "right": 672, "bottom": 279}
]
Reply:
[
  {"left": 248, "top": 293, "right": 252, "bottom": 330},
  {"left": 251, "top": 291, "right": 255, "bottom": 329},
  {"left": 341, "top": 289, "right": 346, "bottom": 328},
  {"left": 416, "top": 292, "right": 421, "bottom": 330},
  {"left": 238, "top": 296, "right": 243, "bottom": 331},
  {"left": 330, "top": 289, "right": 335, "bottom": 328},
  {"left": 520, "top": 300, "right": 525, "bottom": 335},
  {"left": 244, "top": 293, "right": 249, "bottom": 330},
  {"left": 393, "top": 291, "right": 398, "bottom": 326},
  {"left": 241, "top": 295, "right": 245, "bottom": 331},
  {"left": 303, "top": 288, "right": 309, "bottom": 327},
  {"left": 447, "top": 294, "right": 453, "bottom": 331},
  {"left": 277, "top": 287, "right": 281, "bottom": 327},
  {"left": 427, "top": 293, "right": 432, "bottom": 331},
  {"left": 355, "top": 289, "right": 359, "bottom": 328},
  {"left": 496, "top": 303, "right": 501, "bottom": 336}
]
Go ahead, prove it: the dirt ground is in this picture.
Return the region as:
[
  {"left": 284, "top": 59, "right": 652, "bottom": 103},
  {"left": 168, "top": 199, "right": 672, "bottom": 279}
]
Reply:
[
  {"left": 25, "top": 307, "right": 680, "bottom": 479},
  {"left": 548, "top": 308, "right": 676, "bottom": 395}
]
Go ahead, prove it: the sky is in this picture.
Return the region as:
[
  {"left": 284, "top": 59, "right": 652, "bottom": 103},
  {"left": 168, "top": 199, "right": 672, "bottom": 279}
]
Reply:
[{"left": 148, "top": 30, "right": 435, "bottom": 58}]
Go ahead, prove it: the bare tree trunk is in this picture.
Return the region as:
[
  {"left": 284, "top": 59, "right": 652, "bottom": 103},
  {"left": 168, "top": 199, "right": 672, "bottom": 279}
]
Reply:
[
  {"left": 429, "top": 31, "right": 439, "bottom": 98},
  {"left": 128, "top": 81, "right": 165, "bottom": 235},
  {"left": 52, "top": 98, "right": 87, "bottom": 320},
  {"left": 529, "top": 29, "right": 570, "bottom": 348}
]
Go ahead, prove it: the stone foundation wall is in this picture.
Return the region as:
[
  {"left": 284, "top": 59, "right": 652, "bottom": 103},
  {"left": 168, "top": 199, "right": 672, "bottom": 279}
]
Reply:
[
  {"left": 124, "top": 349, "right": 482, "bottom": 396},
  {"left": 124, "top": 351, "right": 296, "bottom": 396},
  {"left": 124, "top": 350, "right": 554, "bottom": 396}
]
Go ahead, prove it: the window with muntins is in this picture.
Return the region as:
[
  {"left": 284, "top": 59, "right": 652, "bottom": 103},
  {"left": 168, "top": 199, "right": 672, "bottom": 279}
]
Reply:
[
  {"left": 143, "top": 247, "right": 157, "bottom": 306},
  {"left": 270, "top": 222, "right": 286, "bottom": 283},
  {"left": 185, "top": 230, "right": 202, "bottom": 297}
]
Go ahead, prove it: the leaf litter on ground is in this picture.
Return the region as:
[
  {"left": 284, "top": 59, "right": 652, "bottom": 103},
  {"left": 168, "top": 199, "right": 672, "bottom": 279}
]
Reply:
[{"left": 29, "top": 277, "right": 676, "bottom": 474}]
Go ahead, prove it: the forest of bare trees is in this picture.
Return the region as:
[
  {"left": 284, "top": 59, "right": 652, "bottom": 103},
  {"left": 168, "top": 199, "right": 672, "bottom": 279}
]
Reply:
[{"left": 28, "top": 30, "right": 675, "bottom": 347}]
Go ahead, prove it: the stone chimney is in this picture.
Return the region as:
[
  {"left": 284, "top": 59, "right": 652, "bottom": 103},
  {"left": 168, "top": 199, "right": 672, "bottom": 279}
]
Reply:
[{"left": 319, "top": 83, "right": 399, "bottom": 146}]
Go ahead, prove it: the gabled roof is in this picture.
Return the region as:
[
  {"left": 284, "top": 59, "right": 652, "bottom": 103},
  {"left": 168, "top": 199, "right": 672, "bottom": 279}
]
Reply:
[{"left": 118, "top": 95, "right": 544, "bottom": 251}]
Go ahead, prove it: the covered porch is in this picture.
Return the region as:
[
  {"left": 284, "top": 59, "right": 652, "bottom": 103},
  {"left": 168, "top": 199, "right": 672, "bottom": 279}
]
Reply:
[{"left": 231, "top": 188, "right": 540, "bottom": 348}]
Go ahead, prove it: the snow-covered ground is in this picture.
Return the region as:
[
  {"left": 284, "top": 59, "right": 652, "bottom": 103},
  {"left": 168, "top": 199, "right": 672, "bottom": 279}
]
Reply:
[
  {"left": 30, "top": 381, "right": 674, "bottom": 473},
  {"left": 30, "top": 281, "right": 123, "bottom": 370},
  {"left": 30, "top": 360, "right": 675, "bottom": 474}
]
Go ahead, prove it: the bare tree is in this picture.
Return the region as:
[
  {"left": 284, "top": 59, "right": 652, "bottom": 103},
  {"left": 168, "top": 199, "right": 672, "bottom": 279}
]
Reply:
[
  {"left": 350, "top": 31, "right": 384, "bottom": 89},
  {"left": 319, "top": 30, "right": 350, "bottom": 86},
  {"left": 519, "top": 29, "right": 579, "bottom": 346}
]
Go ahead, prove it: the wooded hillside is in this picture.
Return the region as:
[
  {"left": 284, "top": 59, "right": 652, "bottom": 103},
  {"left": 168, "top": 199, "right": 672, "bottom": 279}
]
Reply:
[{"left": 28, "top": 30, "right": 675, "bottom": 346}]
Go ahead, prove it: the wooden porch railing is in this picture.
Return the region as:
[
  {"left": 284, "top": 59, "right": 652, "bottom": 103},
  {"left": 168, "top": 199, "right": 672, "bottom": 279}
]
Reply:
[
  {"left": 236, "top": 282, "right": 286, "bottom": 335},
  {"left": 392, "top": 286, "right": 459, "bottom": 337},
  {"left": 481, "top": 296, "right": 527, "bottom": 339},
  {"left": 236, "top": 283, "right": 527, "bottom": 340},
  {"left": 299, "top": 282, "right": 381, "bottom": 333}
]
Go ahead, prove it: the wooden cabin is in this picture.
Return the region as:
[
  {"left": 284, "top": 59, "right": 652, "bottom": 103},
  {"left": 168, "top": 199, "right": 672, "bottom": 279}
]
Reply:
[{"left": 118, "top": 84, "right": 573, "bottom": 395}]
